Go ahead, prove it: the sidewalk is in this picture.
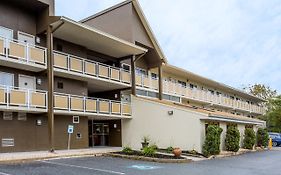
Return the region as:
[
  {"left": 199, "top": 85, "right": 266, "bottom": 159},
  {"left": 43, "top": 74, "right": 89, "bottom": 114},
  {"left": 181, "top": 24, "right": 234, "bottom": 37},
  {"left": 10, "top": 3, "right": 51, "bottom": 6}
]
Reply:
[{"left": 0, "top": 147, "right": 122, "bottom": 164}]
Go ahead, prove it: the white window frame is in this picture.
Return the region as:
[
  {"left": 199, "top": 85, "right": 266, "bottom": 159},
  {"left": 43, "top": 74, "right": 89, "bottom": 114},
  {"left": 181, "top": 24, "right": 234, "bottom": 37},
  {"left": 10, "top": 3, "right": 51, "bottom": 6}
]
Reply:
[
  {"left": 0, "top": 26, "right": 13, "bottom": 39},
  {"left": 0, "top": 71, "right": 14, "bottom": 87},
  {"left": 121, "top": 63, "right": 131, "bottom": 72},
  {"left": 136, "top": 67, "right": 147, "bottom": 76}
]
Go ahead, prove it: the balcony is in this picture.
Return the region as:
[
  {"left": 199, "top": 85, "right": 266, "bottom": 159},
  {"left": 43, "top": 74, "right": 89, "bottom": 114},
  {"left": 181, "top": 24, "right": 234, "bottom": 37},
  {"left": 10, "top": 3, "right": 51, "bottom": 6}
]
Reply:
[
  {"left": 162, "top": 80, "right": 265, "bottom": 114},
  {"left": 0, "top": 36, "right": 47, "bottom": 71},
  {"left": 136, "top": 74, "right": 159, "bottom": 91},
  {"left": 54, "top": 92, "right": 132, "bottom": 118},
  {"left": 53, "top": 51, "right": 131, "bottom": 92},
  {"left": 0, "top": 86, "right": 48, "bottom": 113}
]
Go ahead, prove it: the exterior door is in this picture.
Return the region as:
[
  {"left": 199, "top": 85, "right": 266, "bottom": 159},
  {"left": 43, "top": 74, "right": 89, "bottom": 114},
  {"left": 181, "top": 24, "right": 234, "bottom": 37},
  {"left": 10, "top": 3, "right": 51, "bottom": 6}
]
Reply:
[
  {"left": 18, "top": 75, "right": 35, "bottom": 90},
  {"left": 18, "top": 31, "right": 35, "bottom": 45}
]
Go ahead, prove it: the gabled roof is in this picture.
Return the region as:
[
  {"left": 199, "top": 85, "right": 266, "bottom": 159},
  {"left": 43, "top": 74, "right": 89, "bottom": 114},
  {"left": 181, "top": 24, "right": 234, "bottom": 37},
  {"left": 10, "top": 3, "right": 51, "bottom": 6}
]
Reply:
[{"left": 80, "top": 0, "right": 167, "bottom": 64}]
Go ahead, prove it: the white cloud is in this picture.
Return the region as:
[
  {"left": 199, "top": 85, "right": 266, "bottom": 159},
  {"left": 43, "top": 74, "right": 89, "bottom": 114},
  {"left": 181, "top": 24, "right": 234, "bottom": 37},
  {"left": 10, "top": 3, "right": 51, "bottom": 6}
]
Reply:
[{"left": 55, "top": 0, "right": 281, "bottom": 93}]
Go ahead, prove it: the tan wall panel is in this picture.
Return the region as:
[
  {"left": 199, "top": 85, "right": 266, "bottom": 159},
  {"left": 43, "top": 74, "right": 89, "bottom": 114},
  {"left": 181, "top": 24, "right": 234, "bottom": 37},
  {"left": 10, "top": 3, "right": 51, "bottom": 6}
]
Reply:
[
  {"left": 99, "top": 65, "right": 109, "bottom": 78},
  {"left": 136, "top": 75, "right": 142, "bottom": 86},
  {"left": 143, "top": 77, "right": 149, "bottom": 87},
  {"left": 85, "top": 99, "right": 97, "bottom": 112},
  {"left": 71, "top": 97, "right": 84, "bottom": 111},
  {"left": 112, "top": 102, "right": 121, "bottom": 114},
  {"left": 99, "top": 101, "right": 109, "bottom": 113},
  {"left": 10, "top": 90, "right": 26, "bottom": 105},
  {"left": 0, "top": 89, "right": 5, "bottom": 103},
  {"left": 29, "top": 47, "right": 45, "bottom": 63},
  {"left": 54, "top": 53, "right": 68, "bottom": 69},
  {"left": 54, "top": 95, "right": 68, "bottom": 109},
  {"left": 70, "top": 57, "right": 83, "bottom": 72},
  {"left": 85, "top": 62, "right": 96, "bottom": 75},
  {"left": 151, "top": 79, "right": 158, "bottom": 90},
  {"left": 111, "top": 69, "right": 120, "bottom": 80},
  {"left": 0, "top": 39, "right": 4, "bottom": 55},
  {"left": 9, "top": 42, "right": 25, "bottom": 59},
  {"left": 31, "top": 92, "right": 45, "bottom": 107},
  {"left": 122, "top": 104, "right": 131, "bottom": 115},
  {"left": 121, "top": 71, "right": 131, "bottom": 83}
]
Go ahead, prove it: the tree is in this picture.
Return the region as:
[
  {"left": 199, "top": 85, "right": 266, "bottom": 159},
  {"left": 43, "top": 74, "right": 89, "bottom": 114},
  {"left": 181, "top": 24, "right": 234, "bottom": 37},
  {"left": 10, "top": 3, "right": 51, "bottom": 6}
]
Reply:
[
  {"left": 243, "top": 128, "right": 256, "bottom": 149},
  {"left": 202, "top": 125, "right": 223, "bottom": 157},
  {"left": 243, "top": 84, "right": 277, "bottom": 100},
  {"left": 266, "top": 95, "right": 281, "bottom": 132},
  {"left": 225, "top": 126, "right": 240, "bottom": 152}
]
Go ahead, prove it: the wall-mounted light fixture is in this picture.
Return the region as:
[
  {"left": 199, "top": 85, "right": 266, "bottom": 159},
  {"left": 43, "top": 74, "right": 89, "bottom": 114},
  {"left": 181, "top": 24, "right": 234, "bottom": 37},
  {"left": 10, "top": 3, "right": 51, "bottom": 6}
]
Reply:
[
  {"left": 36, "top": 119, "right": 42, "bottom": 126},
  {"left": 36, "top": 78, "right": 42, "bottom": 85},
  {"left": 168, "top": 110, "right": 174, "bottom": 116}
]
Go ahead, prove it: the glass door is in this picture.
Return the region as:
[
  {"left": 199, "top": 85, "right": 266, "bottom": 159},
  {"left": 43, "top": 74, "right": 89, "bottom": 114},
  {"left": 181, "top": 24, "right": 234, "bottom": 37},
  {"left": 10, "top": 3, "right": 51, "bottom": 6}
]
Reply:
[{"left": 89, "top": 120, "right": 109, "bottom": 147}]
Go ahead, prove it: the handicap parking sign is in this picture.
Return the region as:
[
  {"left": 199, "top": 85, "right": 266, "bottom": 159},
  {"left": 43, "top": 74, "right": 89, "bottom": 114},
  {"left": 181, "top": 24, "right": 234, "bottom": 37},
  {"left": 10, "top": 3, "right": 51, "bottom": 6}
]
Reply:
[
  {"left": 129, "top": 164, "right": 161, "bottom": 170},
  {"left": 68, "top": 125, "right": 74, "bottom": 134}
]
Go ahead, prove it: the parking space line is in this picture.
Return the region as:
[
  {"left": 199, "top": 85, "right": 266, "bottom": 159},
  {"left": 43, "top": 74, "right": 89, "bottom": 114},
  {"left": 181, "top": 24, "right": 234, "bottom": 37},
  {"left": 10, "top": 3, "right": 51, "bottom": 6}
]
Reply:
[
  {"left": 0, "top": 172, "right": 12, "bottom": 175},
  {"left": 39, "top": 160, "right": 125, "bottom": 175}
]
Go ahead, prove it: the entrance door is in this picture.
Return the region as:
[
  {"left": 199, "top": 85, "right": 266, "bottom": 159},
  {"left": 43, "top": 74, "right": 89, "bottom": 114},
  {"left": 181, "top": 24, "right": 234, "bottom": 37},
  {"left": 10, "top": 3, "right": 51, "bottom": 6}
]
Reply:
[
  {"left": 88, "top": 120, "right": 109, "bottom": 147},
  {"left": 19, "top": 75, "right": 35, "bottom": 90},
  {"left": 18, "top": 31, "right": 35, "bottom": 45}
]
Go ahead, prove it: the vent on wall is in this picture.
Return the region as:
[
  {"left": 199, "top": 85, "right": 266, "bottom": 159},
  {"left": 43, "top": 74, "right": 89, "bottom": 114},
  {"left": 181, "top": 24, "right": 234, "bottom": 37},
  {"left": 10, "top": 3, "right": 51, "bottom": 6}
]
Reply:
[
  {"left": 18, "top": 113, "right": 27, "bottom": 121},
  {"left": 2, "top": 138, "right": 14, "bottom": 147},
  {"left": 3, "top": 112, "right": 13, "bottom": 120}
]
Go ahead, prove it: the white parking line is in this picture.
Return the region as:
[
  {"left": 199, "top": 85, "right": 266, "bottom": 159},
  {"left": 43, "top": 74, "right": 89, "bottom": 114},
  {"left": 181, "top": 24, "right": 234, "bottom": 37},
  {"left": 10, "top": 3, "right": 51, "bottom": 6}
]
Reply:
[
  {"left": 39, "top": 160, "right": 125, "bottom": 175},
  {"left": 0, "top": 172, "right": 11, "bottom": 175}
]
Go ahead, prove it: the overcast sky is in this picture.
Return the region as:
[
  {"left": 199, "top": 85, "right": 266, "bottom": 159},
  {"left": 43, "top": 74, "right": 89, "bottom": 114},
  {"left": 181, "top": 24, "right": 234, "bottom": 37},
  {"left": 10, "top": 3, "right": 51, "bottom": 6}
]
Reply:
[{"left": 56, "top": 0, "right": 281, "bottom": 93}]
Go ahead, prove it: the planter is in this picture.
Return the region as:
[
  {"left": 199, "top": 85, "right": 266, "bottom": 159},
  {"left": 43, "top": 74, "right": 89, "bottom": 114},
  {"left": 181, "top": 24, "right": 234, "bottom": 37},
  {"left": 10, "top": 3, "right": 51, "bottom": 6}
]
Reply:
[
  {"left": 141, "top": 142, "right": 149, "bottom": 148},
  {"left": 172, "top": 148, "right": 182, "bottom": 157}
]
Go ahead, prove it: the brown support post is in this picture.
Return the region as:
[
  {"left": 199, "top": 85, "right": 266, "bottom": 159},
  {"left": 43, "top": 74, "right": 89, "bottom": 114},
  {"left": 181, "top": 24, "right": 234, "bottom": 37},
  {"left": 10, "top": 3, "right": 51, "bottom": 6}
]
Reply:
[
  {"left": 158, "top": 64, "right": 163, "bottom": 100},
  {"left": 131, "top": 55, "right": 136, "bottom": 96},
  {"left": 47, "top": 25, "right": 55, "bottom": 152}
]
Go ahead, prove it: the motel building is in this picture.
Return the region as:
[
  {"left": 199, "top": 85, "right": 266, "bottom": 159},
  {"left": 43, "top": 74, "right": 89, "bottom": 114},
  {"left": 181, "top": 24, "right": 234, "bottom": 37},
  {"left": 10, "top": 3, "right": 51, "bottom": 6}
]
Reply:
[{"left": 0, "top": 0, "right": 265, "bottom": 153}]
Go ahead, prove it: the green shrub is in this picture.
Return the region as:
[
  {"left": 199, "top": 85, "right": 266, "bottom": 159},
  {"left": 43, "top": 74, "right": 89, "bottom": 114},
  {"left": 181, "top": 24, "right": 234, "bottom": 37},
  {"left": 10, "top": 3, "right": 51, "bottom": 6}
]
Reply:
[
  {"left": 142, "top": 146, "right": 156, "bottom": 157},
  {"left": 166, "top": 146, "right": 174, "bottom": 153},
  {"left": 225, "top": 126, "right": 240, "bottom": 152},
  {"left": 243, "top": 128, "right": 256, "bottom": 149},
  {"left": 122, "top": 146, "right": 133, "bottom": 154},
  {"left": 150, "top": 144, "right": 158, "bottom": 150},
  {"left": 257, "top": 128, "right": 269, "bottom": 147},
  {"left": 202, "top": 125, "right": 223, "bottom": 157}
]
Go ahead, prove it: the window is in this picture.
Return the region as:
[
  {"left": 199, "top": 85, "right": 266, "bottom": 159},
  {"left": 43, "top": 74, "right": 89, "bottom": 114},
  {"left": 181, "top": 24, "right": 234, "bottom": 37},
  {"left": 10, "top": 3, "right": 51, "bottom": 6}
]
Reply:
[
  {"left": 57, "top": 82, "right": 64, "bottom": 89},
  {"left": 0, "top": 26, "right": 13, "bottom": 40},
  {"left": 136, "top": 68, "right": 147, "bottom": 75},
  {"left": 208, "top": 89, "right": 215, "bottom": 94},
  {"left": 151, "top": 73, "right": 158, "bottom": 79},
  {"left": 0, "top": 72, "right": 14, "bottom": 87},
  {"left": 190, "top": 83, "right": 197, "bottom": 89},
  {"left": 73, "top": 116, "right": 79, "bottom": 124},
  {"left": 121, "top": 64, "right": 131, "bottom": 72},
  {"left": 76, "top": 133, "right": 82, "bottom": 139},
  {"left": 216, "top": 92, "right": 221, "bottom": 96},
  {"left": 178, "top": 80, "right": 186, "bottom": 87}
]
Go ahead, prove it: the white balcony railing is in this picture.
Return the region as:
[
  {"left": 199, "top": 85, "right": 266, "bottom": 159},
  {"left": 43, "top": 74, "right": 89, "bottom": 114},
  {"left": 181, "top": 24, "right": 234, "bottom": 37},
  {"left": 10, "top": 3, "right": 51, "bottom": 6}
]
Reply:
[
  {"left": 136, "top": 73, "right": 159, "bottom": 91},
  {"left": 0, "top": 36, "right": 47, "bottom": 67},
  {"left": 53, "top": 51, "right": 131, "bottom": 85},
  {"left": 0, "top": 85, "right": 48, "bottom": 111},
  {"left": 54, "top": 92, "right": 131, "bottom": 117}
]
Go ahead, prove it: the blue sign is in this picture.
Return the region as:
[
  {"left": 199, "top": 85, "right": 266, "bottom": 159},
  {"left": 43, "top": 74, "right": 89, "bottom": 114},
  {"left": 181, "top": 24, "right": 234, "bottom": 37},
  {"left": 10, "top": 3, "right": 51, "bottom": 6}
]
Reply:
[
  {"left": 129, "top": 165, "right": 161, "bottom": 170},
  {"left": 68, "top": 125, "right": 74, "bottom": 134}
]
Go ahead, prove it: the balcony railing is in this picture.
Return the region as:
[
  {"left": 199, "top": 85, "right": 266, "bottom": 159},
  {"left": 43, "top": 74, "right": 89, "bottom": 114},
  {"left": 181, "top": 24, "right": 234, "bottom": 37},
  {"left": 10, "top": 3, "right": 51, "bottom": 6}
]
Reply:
[
  {"left": 53, "top": 51, "right": 131, "bottom": 85},
  {"left": 0, "top": 36, "right": 47, "bottom": 67},
  {"left": 162, "top": 80, "right": 265, "bottom": 114},
  {"left": 136, "top": 73, "right": 159, "bottom": 90},
  {"left": 54, "top": 92, "right": 131, "bottom": 117},
  {"left": 0, "top": 85, "right": 48, "bottom": 112}
]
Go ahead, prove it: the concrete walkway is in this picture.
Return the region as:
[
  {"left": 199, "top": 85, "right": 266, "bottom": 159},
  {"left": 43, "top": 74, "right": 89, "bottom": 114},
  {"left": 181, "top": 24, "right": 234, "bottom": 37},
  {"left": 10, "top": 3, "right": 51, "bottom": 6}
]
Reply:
[{"left": 0, "top": 147, "right": 122, "bottom": 164}]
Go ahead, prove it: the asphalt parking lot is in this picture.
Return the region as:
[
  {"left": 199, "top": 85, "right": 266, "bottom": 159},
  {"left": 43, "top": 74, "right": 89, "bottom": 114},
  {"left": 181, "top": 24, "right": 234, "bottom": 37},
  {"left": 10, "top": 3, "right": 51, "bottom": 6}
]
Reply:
[{"left": 0, "top": 147, "right": 280, "bottom": 175}]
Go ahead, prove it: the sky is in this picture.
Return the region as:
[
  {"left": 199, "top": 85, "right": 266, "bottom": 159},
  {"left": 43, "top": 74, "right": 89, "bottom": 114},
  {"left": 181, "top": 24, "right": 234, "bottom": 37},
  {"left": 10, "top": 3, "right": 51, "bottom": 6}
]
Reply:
[{"left": 55, "top": 0, "right": 281, "bottom": 93}]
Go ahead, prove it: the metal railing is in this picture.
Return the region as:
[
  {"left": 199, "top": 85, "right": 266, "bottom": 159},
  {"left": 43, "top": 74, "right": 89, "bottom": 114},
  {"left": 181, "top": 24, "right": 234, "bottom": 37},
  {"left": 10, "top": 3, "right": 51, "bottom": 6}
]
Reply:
[
  {"left": 0, "top": 85, "right": 48, "bottom": 111},
  {"left": 162, "top": 80, "right": 265, "bottom": 114},
  {"left": 54, "top": 92, "right": 132, "bottom": 116},
  {"left": 53, "top": 51, "right": 131, "bottom": 85},
  {"left": 0, "top": 36, "right": 47, "bottom": 67},
  {"left": 135, "top": 73, "right": 159, "bottom": 90}
]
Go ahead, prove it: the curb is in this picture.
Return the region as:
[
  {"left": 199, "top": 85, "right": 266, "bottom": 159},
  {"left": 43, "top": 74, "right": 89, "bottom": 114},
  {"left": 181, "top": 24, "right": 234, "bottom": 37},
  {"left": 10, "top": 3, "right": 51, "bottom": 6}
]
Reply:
[
  {"left": 105, "top": 153, "right": 192, "bottom": 163},
  {"left": 0, "top": 153, "right": 103, "bottom": 164}
]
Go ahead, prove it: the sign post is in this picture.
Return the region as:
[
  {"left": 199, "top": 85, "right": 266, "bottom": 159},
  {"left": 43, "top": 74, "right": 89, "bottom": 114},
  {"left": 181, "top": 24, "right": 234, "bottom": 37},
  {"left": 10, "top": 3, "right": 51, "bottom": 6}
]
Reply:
[{"left": 67, "top": 125, "right": 74, "bottom": 150}]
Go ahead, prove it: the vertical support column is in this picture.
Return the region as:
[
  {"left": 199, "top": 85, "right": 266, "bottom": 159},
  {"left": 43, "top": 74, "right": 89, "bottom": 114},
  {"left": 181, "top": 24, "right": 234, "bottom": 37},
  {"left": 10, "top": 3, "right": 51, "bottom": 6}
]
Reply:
[
  {"left": 158, "top": 64, "right": 163, "bottom": 100},
  {"left": 131, "top": 55, "right": 136, "bottom": 96},
  {"left": 47, "top": 25, "right": 55, "bottom": 152}
]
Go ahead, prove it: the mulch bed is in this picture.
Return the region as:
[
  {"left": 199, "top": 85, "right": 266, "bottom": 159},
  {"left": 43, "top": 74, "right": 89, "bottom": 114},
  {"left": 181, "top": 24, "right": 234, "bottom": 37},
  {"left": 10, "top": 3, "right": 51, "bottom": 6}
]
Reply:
[{"left": 116, "top": 151, "right": 185, "bottom": 159}]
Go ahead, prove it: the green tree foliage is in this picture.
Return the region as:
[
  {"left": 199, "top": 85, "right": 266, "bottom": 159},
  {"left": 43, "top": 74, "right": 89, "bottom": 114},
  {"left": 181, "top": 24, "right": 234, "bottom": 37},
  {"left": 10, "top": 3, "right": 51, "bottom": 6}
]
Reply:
[
  {"left": 202, "top": 125, "right": 223, "bottom": 157},
  {"left": 243, "top": 84, "right": 277, "bottom": 100},
  {"left": 257, "top": 128, "right": 269, "bottom": 147},
  {"left": 266, "top": 96, "right": 281, "bottom": 133},
  {"left": 225, "top": 126, "right": 240, "bottom": 152},
  {"left": 243, "top": 128, "right": 256, "bottom": 149}
]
